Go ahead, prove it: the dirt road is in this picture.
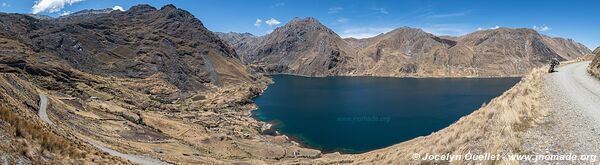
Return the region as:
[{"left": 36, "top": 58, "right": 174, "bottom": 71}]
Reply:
[
  {"left": 36, "top": 94, "right": 169, "bottom": 165},
  {"left": 522, "top": 61, "right": 600, "bottom": 164},
  {"left": 38, "top": 94, "right": 53, "bottom": 125}
]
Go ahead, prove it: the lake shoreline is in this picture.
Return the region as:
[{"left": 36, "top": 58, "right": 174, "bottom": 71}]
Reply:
[
  {"left": 250, "top": 75, "right": 521, "bottom": 154},
  {"left": 250, "top": 110, "right": 371, "bottom": 154},
  {"left": 267, "top": 72, "right": 523, "bottom": 79}
]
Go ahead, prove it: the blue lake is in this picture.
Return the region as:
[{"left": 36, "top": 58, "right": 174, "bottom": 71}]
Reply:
[{"left": 253, "top": 75, "right": 520, "bottom": 153}]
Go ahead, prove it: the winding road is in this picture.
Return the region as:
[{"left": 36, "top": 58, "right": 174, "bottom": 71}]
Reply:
[
  {"left": 36, "top": 94, "right": 170, "bottom": 165},
  {"left": 89, "top": 141, "right": 170, "bottom": 165}
]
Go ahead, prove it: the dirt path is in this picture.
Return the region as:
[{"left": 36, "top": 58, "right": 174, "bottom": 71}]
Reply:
[
  {"left": 36, "top": 94, "right": 169, "bottom": 165},
  {"left": 522, "top": 61, "right": 600, "bottom": 164},
  {"left": 38, "top": 94, "right": 53, "bottom": 125},
  {"left": 89, "top": 141, "right": 170, "bottom": 165}
]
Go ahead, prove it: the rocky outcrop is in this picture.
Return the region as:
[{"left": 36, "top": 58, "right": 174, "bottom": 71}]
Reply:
[
  {"left": 1, "top": 4, "right": 315, "bottom": 164},
  {"left": 542, "top": 36, "right": 591, "bottom": 60},
  {"left": 239, "top": 17, "right": 357, "bottom": 76},
  {"left": 220, "top": 19, "right": 591, "bottom": 77},
  {"left": 0, "top": 4, "right": 595, "bottom": 164},
  {"left": 215, "top": 32, "right": 264, "bottom": 63},
  {"left": 0, "top": 4, "right": 257, "bottom": 91},
  {"left": 590, "top": 46, "right": 600, "bottom": 78}
]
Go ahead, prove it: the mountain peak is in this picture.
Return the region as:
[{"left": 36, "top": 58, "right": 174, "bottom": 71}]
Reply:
[
  {"left": 160, "top": 4, "right": 177, "bottom": 10},
  {"left": 26, "top": 14, "right": 53, "bottom": 20},
  {"left": 387, "top": 27, "right": 427, "bottom": 34},
  {"left": 465, "top": 27, "right": 542, "bottom": 41},
  {"left": 59, "top": 8, "right": 114, "bottom": 19},
  {"left": 128, "top": 4, "right": 157, "bottom": 13},
  {"left": 282, "top": 17, "right": 329, "bottom": 32},
  {"left": 480, "top": 27, "right": 539, "bottom": 35},
  {"left": 288, "top": 17, "right": 322, "bottom": 26}
]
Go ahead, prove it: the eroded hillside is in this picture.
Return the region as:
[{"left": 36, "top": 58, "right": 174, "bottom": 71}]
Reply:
[
  {"left": 589, "top": 47, "right": 600, "bottom": 78},
  {"left": 0, "top": 4, "right": 321, "bottom": 164},
  {"left": 220, "top": 18, "right": 591, "bottom": 77},
  {"left": 0, "top": 4, "right": 595, "bottom": 165}
]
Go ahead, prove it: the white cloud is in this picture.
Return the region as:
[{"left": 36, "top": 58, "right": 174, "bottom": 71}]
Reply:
[
  {"left": 533, "top": 25, "right": 551, "bottom": 32},
  {"left": 112, "top": 5, "right": 124, "bottom": 11},
  {"left": 476, "top": 25, "right": 501, "bottom": 31},
  {"left": 336, "top": 17, "right": 349, "bottom": 24},
  {"left": 369, "top": 6, "right": 388, "bottom": 14},
  {"left": 339, "top": 27, "right": 394, "bottom": 39},
  {"left": 32, "top": 0, "right": 84, "bottom": 14},
  {"left": 60, "top": 10, "right": 70, "bottom": 16},
  {"left": 421, "top": 24, "right": 470, "bottom": 36},
  {"left": 2, "top": 2, "right": 10, "bottom": 7},
  {"left": 254, "top": 18, "right": 262, "bottom": 27},
  {"left": 273, "top": 2, "right": 285, "bottom": 7},
  {"left": 328, "top": 7, "right": 343, "bottom": 14},
  {"left": 427, "top": 10, "right": 470, "bottom": 18},
  {"left": 265, "top": 18, "right": 281, "bottom": 26}
]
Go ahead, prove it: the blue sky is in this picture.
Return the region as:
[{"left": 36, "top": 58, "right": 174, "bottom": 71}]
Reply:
[{"left": 0, "top": 0, "right": 598, "bottom": 49}]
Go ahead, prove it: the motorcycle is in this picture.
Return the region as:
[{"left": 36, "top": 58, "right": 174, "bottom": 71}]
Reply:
[
  {"left": 548, "top": 64, "right": 556, "bottom": 73},
  {"left": 548, "top": 58, "right": 560, "bottom": 73}
]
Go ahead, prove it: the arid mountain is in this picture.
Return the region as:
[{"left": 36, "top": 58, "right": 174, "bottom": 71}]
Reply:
[
  {"left": 214, "top": 32, "right": 263, "bottom": 63},
  {"left": 345, "top": 27, "right": 460, "bottom": 76},
  {"left": 1, "top": 4, "right": 260, "bottom": 90},
  {"left": 220, "top": 18, "right": 591, "bottom": 77},
  {"left": 0, "top": 3, "right": 596, "bottom": 164},
  {"left": 0, "top": 4, "right": 323, "bottom": 164},
  {"left": 239, "top": 17, "right": 358, "bottom": 76},
  {"left": 542, "top": 36, "right": 591, "bottom": 60}
]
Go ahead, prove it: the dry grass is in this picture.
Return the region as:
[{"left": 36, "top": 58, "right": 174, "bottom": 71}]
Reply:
[
  {"left": 0, "top": 105, "right": 87, "bottom": 161},
  {"left": 589, "top": 53, "right": 600, "bottom": 79},
  {"left": 302, "top": 68, "right": 547, "bottom": 165},
  {"left": 0, "top": 104, "right": 128, "bottom": 164}
]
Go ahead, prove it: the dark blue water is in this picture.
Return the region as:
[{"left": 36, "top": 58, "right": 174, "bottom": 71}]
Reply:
[{"left": 253, "top": 75, "right": 520, "bottom": 154}]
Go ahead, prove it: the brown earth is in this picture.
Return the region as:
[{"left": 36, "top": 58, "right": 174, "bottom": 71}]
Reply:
[
  {"left": 0, "top": 4, "right": 592, "bottom": 164},
  {"left": 219, "top": 18, "right": 591, "bottom": 77},
  {"left": 589, "top": 46, "right": 600, "bottom": 78},
  {"left": 0, "top": 4, "right": 319, "bottom": 164}
]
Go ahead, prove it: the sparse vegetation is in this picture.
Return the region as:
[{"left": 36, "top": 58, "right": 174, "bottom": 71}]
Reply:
[
  {"left": 589, "top": 47, "right": 600, "bottom": 79},
  {"left": 0, "top": 105, "right": 81, "bottom": 161},
  {"left": 3, "top": 3, "right": 589, "bottom": 164},
  {"left": 0, "top": 104, "right": 131, "bottom": 164}
]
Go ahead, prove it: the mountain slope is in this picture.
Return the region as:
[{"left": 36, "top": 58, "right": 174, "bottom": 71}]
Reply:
[
  {"left": 220, "top": 19, "right": 591, "bottom": 77},
  {"left": 246, "top": 17, "right": 357, "bottom": 76},
  {"left": 343, "top": 27, "right": 457, "bottom": 76},
  {"left": 1, "top": 4, "right": 257, "bottom": 90},
  {"left": 215, "top": 32, "right": 264, "bottom": 63},
  {"left": 1, "top": 4, "right": 320, "bottom": 164}
]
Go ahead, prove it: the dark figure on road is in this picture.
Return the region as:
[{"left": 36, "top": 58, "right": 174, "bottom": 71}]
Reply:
[{"left": 549, "top": 58, "right": 560, "bottom": 73}]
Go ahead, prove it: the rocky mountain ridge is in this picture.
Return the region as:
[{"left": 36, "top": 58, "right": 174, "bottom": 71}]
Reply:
[
  {"left": 0, "top": 3, "right": 596, "bottom": 164},
  {"left": 220, "top": 18, "right": 591, "bottom": 77},
  {"left": 0, "top": 4, "right": 321, "bottom": 164},
  {"left": 1, "top": 4, "right": 261, "bottom": 91}
]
